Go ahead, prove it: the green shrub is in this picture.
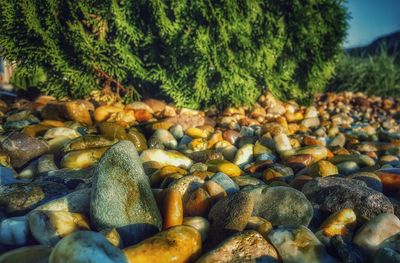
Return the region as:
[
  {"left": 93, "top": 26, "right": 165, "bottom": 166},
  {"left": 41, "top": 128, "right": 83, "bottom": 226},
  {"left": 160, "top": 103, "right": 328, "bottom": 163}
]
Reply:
[
  {"left": 328, "top": 50, "right": 400, "bottom": 96},
  {"left": 0, "top": 0, "right": 347, "bottom": 108}
]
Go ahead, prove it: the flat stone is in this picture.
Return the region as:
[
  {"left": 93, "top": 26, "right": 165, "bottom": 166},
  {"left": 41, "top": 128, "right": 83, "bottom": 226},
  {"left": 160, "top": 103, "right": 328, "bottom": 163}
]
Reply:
[
  {"left": 1, "top": 133, "right": 49, "bottom": 168},
  {"left": 0, "top": 216, "right": 29, "bottom": 245}
]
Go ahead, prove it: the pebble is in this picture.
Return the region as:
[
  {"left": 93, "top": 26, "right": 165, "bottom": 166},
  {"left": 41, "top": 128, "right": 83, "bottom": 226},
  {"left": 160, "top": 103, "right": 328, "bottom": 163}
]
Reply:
[
  {"left": 1, "top": 91, "right": 400, "bottom": 260},
  {"left": 140, "top": 148, "right": 193, "bottom": 172},
  {"left": 49, "top": 231, "right": 127, "bottom": 263},
  {"left": 28, "top": 210, "right": 90, "bottom": 246},
  {"left": 90, "top": 141, "right": 162, "bottom": 246},
  {"left": 309, "top": 160, "right": 338, "bottom": 177},
  {"left": 0, "top": 216, "right": 29, "bottom": 245},
  {"left": 206, "top": 159, "right": 242, "bottom": 177},
  {"left": 1, "top": 133, "right": 49, "bottom": 168},
  {"left": 123, "top": 225, "right": 201, "bottom": 263},
  {"left": 207, "top": 192, "right": 254, "bottom": 247},
  {"left": 197, "top": 230, "right": 278, "bottom": 263},
  {"left": 233, "top": 144, "right": 254, "bottom": 169},
  {"left": 249, "top": 186, "right": 314, "bottom": 226},
  {"left": 268, "top": 225, "right": 338, "bottom": 263},
  {"left": 354, "top": 213, "right": 400, "bottom": 254},
  {"left": 0, "top": 245, "right": 52, "bottom": 263}
]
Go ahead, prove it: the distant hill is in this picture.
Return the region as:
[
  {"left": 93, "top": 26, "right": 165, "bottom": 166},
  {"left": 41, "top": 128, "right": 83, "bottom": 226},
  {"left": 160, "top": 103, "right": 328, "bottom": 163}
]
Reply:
[{"left": 346, "top": 31, "right": 400, "bottom": 63}]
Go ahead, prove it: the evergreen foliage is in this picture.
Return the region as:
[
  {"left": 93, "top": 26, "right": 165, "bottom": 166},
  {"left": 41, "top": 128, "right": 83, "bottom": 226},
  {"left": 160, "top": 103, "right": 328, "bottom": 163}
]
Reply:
[{"left": 0, "top": 0, "right": 347, "bottom": 108}]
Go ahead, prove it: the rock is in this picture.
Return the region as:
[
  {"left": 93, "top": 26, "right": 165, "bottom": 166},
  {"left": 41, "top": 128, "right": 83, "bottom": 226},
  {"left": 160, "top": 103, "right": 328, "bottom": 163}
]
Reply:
[
  {"left": 185, "top": 127, "right": 208, "bottom": 139},
  {"left": 32, "top": 188, "right": 91, "bottom": 215},
  {"left": 337, "top": 161, "right": 360, "bottom": 175},
  {"left": 1, "top": 133, "right": 49, "bottom": 168},
  {"left": 374, "top": 233, "right": 400, "bottom": 263},
  {"left": 209, "top": 172, "right": 239, "bottom": 195},
  {"left": 91, "top": 141, "right": 162, "bottom": 246},
  {"left": 169, "top": 124, "right": 184, "bottom": 139},
  {"left": 302, "top": 177, "right": 394, "bottom": 220},
  {"left": 354, "top": 213, "right": 400, "bottom": 254},
  {"left": 268, "top": 225, "right": 338, "bottom": 263},
  {"left": 197, "top": 230, "right": 279, "bottom": 263},
  {"left": 207, "top": 159, "right": 242, "bottom": 177},
  {"left": 330, "top": 235, "right": 368, "bottom": 263},
  {"left": 319, "top": 208, "right": 357, "bottom": 237},
  {"left": 309, "top": 160, "right": 338, "bottom": 177},
  {"left": 184, "top": 188, "right": 211, "bottom": 217},
  {"left": 60, "top": 147, "right": 109, "bottom": 169},
  {"left": 274, "top": 133, "right": 292, "bottom": 153},
  {"left": 207, "top": 192, "right": 254, "bottom": 246},
  {"left": 43, "top": 127, "right": 80, "bottom": 140},
  {"left": 49, "top": 231, "right": 127, "bottom": 263},
  {"left": 161, "top": 113, "right": 213, "bottom": 131},
  {"left": 0, "top": 166, "right": 18, "bottom": 185},
  {"left": 0, "top": 216, "right": 29, "bottom": 245},
  {"left": 285, "top": 146, "right": 328, "bottom": 162},
  {"left": 37, "top": 154, "right": 58, "bottom": 174},
  {"left": 202, "top": 180, "right": 227, "bottom": 204},
  {"left": 63, "top": 135, "right": 117, "bottom": 152},
  {"left": 376, "top": 168, "right": 400, "bottom": 195},
  {"left": 169, "top": 175, "right": 204, "bottom": 203},
  {"left": 183, "top": 217, "right": 210, "bottom": 241},
  {"left": 140, "top": 149, "right": 193, "bottom": 172},
  {"left": 36, "top": 168, "right": 93, "bottom": 190},
  {"left": 329, "top": 133, "right": 346, "bottom": 147},
  {"left": 347, "top": 172, "right": 383, "bottom": 192},
  {"left": 284, "top": 154, "right": 313, "bottom": 171},
  {"left": 143, "top": 98, "right": 166, "bottom": 113},
  {"left": 29, "top": 210, "right": 90, "bottom": 246},
  {"left": 263, "top": 163, "right": 294, "bottom": 183},
  {"left": 233, "top": 144, "right": 254, "bottom": 169},
  {"left": 232, "top": 175, "right": 264, "bottom": 188},
  {"left": 330, "top": 153, "right": 375, "bottom": 167},
  {"left": 0, "top": 182, "right": 68, "bottom": 214},
  {"left": 148, "top": 129, "right": 177, "bottom": 149},
  {"left": 249, "top": 186, "right": 313, "bottom": 226},
  {"left": 123, "top": 225, "right": 201, "bottom": 263},
  {"left": 41, "top": 101, "right": 93, "bottom": 126},
  {"left": 162, "top": 189, "right": 183, "bottom": 229},
  {"left": 0, "top": 245, "right": 52, "bottom": 263},
  {"left": 100, "top": 228, "right": 123, "bottom": 248}
]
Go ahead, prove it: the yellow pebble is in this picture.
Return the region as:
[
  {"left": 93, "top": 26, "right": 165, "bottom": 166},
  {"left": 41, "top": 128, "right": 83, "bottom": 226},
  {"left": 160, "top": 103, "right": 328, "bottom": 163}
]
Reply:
[
  {"left": 207, "top": 159, "right": 242, "bottom": 177},
  {"left": 320, "top": 208, "right": 357, "bottom": 237},
  {"left": 185, "top": 127, "right": 208, "bottom": 139},
  {"left": 124, "top": 225, "right": 202, "bottom": 263}
]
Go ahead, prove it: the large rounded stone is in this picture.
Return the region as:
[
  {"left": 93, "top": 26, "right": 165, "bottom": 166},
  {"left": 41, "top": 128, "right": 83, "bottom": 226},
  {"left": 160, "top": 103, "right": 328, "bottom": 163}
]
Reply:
[
  {"left": 207, "top": 191, "right": 254, "bottom": 247},
  {"left": 302, "top": 177, "right": 394, "bottom": 220},
  {"left": 248, "top": 186, "right": 313, "bottom": 227},
  {"left": 354, "top": 213, "right": 400, "bottom": 255},
  {"left": 0, "top": 182, "right": 69, "bottom": 214},
  {"left": 197, "top": 230, "right": 279, "bottom": 263},
  {"left": 268, "top": 225, "right": 338, "bottom": 263},
  {"left": 90, "top": 141, "right": 162, "bottom": 246},
  {"left": 49, "top": 231, "right": 127, "bottom": 263},
  {"left": 1, "top": 133, "right": 49, "bottom": 168}
]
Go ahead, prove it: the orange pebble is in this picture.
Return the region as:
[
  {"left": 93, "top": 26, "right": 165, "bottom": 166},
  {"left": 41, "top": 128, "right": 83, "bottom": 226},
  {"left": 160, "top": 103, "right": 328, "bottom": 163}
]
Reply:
[
  {"left": 40, "top": 120, "right": 65, "bottom": 127},
  {"left": 163, "top": 189, "right": 183, "bottom": 230},
  {"left": 134, "top": 109, "right": 153, "bottom": 122},
  {"left": 184, "top": 188, "right": 211, "bottom": 217}
]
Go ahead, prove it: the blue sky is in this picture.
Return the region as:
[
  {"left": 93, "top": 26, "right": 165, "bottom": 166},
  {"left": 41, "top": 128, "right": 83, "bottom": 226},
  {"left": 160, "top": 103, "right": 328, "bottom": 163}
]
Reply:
[{"left": 344, "top": 0, "right": 400, "bottom": 48}]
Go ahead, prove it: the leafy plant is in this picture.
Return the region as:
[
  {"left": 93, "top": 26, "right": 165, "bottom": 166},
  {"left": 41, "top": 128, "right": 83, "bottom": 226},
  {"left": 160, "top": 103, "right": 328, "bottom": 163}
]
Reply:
[{"left": 0, "top": 0, "right": 348, "bottom": 108}]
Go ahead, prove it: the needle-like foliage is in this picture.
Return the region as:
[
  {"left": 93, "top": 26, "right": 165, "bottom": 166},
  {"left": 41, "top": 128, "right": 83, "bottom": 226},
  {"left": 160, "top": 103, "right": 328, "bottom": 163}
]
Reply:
[{"left": 0, "top": 0, "right": 347, "bottom": 108}]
